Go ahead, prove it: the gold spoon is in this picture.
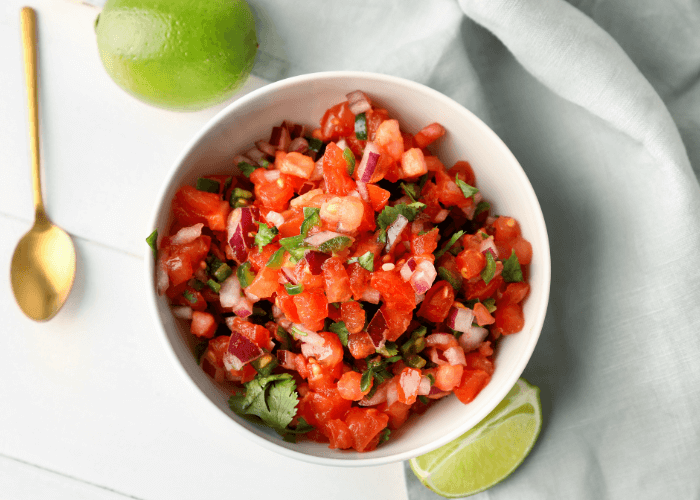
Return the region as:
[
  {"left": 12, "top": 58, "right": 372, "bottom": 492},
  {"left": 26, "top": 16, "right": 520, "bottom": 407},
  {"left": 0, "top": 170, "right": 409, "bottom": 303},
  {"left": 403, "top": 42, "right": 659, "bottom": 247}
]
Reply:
[{"left": 10, "top": 7, "right": 76, "bottom": 321}]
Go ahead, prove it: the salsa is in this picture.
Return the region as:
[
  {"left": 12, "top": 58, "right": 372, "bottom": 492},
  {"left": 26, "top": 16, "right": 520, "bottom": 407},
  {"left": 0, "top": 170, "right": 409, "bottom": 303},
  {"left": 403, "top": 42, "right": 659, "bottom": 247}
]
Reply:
[{"left": 150, "top": 90, "right": 532, "bottom": 452}]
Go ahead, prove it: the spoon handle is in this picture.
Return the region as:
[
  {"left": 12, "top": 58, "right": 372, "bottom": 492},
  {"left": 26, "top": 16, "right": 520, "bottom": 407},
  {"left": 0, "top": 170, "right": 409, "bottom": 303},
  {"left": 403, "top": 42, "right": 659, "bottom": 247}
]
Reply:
[{"left": 20, "top": 7, "right": 46, "bottom": 223}]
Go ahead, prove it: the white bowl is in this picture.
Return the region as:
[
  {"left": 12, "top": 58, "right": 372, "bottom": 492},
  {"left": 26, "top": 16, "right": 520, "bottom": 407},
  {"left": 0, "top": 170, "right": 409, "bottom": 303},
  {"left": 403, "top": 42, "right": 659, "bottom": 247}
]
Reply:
[{"left": 145, "top": 71, "right": 550, "bottom": 466}]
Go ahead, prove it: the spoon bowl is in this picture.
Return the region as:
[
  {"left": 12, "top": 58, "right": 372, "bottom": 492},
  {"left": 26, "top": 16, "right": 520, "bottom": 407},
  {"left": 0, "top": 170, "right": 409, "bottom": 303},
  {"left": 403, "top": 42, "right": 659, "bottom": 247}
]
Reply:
[{"left": 10, "top": 7, "right": 76, "bottom": 321}]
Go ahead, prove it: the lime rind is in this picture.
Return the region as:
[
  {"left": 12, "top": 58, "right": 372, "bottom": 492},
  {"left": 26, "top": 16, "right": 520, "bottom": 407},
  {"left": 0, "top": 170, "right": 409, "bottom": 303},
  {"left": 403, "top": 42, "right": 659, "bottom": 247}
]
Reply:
[{"left": 410, "top": 378, "right": 542, "bottom": 498}]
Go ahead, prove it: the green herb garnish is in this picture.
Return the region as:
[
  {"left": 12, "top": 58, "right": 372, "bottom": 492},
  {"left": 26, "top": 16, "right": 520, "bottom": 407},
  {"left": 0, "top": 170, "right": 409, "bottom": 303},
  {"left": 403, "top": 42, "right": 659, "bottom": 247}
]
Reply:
[
  {"left": 196, "top": 177, "right": 220, "bottom": 193},
  {"left": 300, "top": 207, "right": 321, "bottom": 237},
  {"left": 230, "top": 187, "right": 253, "bottom": 208},
  {"left": 266, "top": 247, "right": 286, "bottom": 270},
  {"left": 355, "top": 112, "right": 368, "bottom": 141},
  {"left": 206, "top": 279, "right": 221, "bottom": 293},
  {"left": 284, "top": 283, "right": 304, "bottom": 295},
  {"left": 481, "top": 251, "right": 496, "bottom": 284},
  {"left": 400, "top": 182, "right": 420, "bottom": 202},
  {"left": 317, "top": 236, "right": 353, "bottom": 254},
  {"left": 474, "top": 201, "right": 491, "bottom": 217},
  {"left": 438, "top": 266, "right": 462, "bottom": 290},
  {"left": 146, "top": 229, "right": 158, "bottom": 260},
  {"left": 347, "top": 251, "right": 374, "bottom": 272},
  {"left": 182, "top": 289, "right": 197, "bottom": 304},
  {"left": 237, "top": 161, "right": 258, "bottom": 178},
  {"left": 502, "top": 249, "right": 524, "bottom": 283},
  {"left": 236, "top": 261, "right": 256, "bottom": 288},
  {"left": 306, "top": 136, "right": 323, "bottom": 153},
  {"left": 255, "top": 222, "right": 279, "bottom": 252},
  {"left": 456, "top": 179, "right": 479, "bottom": 199},
  {"left": 329, "top": 320, "right": 350, "bottom": 346},
  {"left": 212, "top": 262, "right": 233, "bottom": 282},
  {"left": 376, "top": 202, "right": 426, "bottom": 243},
  {"left": 434, "top": 230, "right": 465, "bottom": 259}
]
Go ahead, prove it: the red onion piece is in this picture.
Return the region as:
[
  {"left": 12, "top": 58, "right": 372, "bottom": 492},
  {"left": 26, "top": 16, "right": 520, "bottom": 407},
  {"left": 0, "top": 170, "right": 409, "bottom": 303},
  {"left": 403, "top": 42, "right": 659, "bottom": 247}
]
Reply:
[
  {"left": 298, "top": 182, "right": 316, "bottom": 195},
  {"left": 276, "top": 127, "right": 291, "bottom": 151},
  {"left": 479, "top": 237, "right": 498, "bottom": 259},
  {"left": 410, "top": 260, "right": 437, "bottom": 295},
  {"left": 233, "top": 297, "right": 254, "bottom": 318},
  {"left": 246, "top": 147, "right": 269, "bottom": 167},
  {"left": 201, "top": 356, "right": 226, "bottom": 383},
  {"left": 227, "top": 207, "right": 257, "bottom": 264},
  {"left": 170, "top": 223, "right": 203, "bottom": 246},
  {"left": 361, "top": 288, "right": 381, "bottom": 304},
  {"left": 171, "top": 305, "right": 193, "bottom": 320},
  {"left": 417, "top": 376, "right": 432, "bottom": 396},
  {"left": 356, "top": 142, "right": 380, "bottom": 183},
  {"left": 346, "top": 90, "right": 372, "bottom": 115},
  {"left": 386, "top": 214, "right": 409, "bottom": 252},
  {"left": 219, "top": 274, "right": 242, "bottom": 308},
  {"left": 280, "top": 266, "right": 299, "bottom": 284},
  {"left": 356, "top": 181, "right": 369, "bottom": 202},
  {"left": 255, "top": 140, "right": 277, "bottom": 157},
  {"left": 223, "top": 329, "right": 262, "bottom": 371},
  {"left": 305, "top": 251, "right": 331, "bottom": 275},
  {"left": 366, "top": 309, "right": 388, "bottom": 348},
  {"left": 228, "top": 226, "right": 247, "bottom": 264},
  {"left": 427, "top": 387, "right": 451, "bottom": 399},
  {"left": 400, "top": 257, "right": 417, "bottom": 281},
  {"left": 458, "top": 325, "right": 489, "bottom": 352},
  {"left": 444, "top": 346, "right": 467, "bottom": 366},
  {"left": 289, "top": 137, "right": 309, "bottom": 154},
  {"left": 447, "top": 306, "right": 475, "bottom": 333}
]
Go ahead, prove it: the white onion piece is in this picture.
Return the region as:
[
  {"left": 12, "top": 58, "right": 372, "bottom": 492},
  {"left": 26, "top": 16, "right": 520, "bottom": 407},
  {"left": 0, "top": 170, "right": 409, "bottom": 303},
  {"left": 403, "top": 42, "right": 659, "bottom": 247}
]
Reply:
[
  {"left": 346, "top": 90, "right": 372, "bottom": 114},
  {"left": 447, "top": 307, "right": 475, "bottom": 333},
  {"left": 444, "top": 346, "right": 467, "bottom": 366},
  {"left": 479, "top": 236, "right": 498, "bottom": 259},
  {"left": 386, "top": 379, "right": 399, "bottom": 407},
  {"left": 304, "top": 230, "right": 345, "bottom": 247},
  {"left": 336, "top": 138, "right": 348, "bottom": 151},
  {"left": 410, "top": 260, "right": 437, "bottom": 294},
  {"left": 219, "top": 275, "right": 242, "bottom": 308},
  {"left": 428, "top": 347, "right": 447, "bottom": 366},
  {"left": 156, "top": 258, "right": 169, "bottom": 295},
  {"left": 310, "top": 157, "right": 324, "bottom": 181},
  {"left": 356, "top": 181, "right": 369, "bottom": 202},
  {"left": 170, "top": 223, "right": 203, "bottom": 246},
  {"left": 244, "top": 289, "right": 260, "bottom": 302},
  {"left": 356, "top": 142, "right": 380, "bottom": 183},
  {"left": 290, "top": 324, "right": 324, "bottom": 345},
  {"left": 400, "top": 257, "right": 417, "bottom": 281},
  {"left": 417, "top": 376, "right": 432, "bottom": 396},
  {"left": 361, "top": 288, "right": 381, "bottom": 304},
  {"left": 255, "top": 140, "right": 277, "bottom": 156},
  {"left": 359, "top": 380, "right": 389, "bottom": 406},
  {"left": 171, "top": 305, "right": 193, "bottom": 320},
  {"left": 459, "top": 325, "right": 489, "bottom": 352},
  {"left": 272, "top": 305, "right": 285, "bottom": 321},
  {"left": 265, "top": 211, "right": 285, "bottom": 228},
  {"left": 263, "top": 169, "right": 281, "bottom": 182},
  {"left": 426, "top": 333, "right": 458, "bottom": 348},
  {"left": 289, "top": 137, "right": 308, "bottom": 153},
  {"left": 434, "top": 209, "right": 450, "bottom": 223},
  {"left": 246, "top": 147, "right": 269, "bottom": 166},
  {"left": 301, "top": 340, "right": 333, "bottom": 362},
  {"left": 233, "top": 297, "right": 254, "bottom": 318},
  {"left": 386, "top": 214, "right": 409, "bottom": 252}
]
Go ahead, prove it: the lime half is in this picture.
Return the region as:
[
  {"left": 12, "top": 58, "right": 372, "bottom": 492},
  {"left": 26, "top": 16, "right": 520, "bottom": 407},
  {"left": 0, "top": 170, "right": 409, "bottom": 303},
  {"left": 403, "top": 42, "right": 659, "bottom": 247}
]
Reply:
[{"left": 410, "top": 378, "right": 541, "bottom": 498}]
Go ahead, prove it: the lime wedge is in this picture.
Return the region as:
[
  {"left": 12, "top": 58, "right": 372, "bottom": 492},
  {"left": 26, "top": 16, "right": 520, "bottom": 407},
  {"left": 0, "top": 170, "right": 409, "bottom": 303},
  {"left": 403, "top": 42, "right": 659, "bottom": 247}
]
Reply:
[{"left": 410, "top": 378, "right": 541, "bottom": 498}]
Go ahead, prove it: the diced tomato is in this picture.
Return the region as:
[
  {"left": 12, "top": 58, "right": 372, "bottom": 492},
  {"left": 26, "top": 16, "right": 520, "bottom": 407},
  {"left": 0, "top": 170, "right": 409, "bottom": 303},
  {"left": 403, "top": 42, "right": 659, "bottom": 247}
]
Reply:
[
  {"left": 374, "top": 119, "right": 404, "bottom": 162},
  {"left": 160, "top": 235, "right": 211, "bottom": 287},
  {"left": 298, "top": 388, "right": 352, "bottom": 431},
  {"left": 434, "top": 168, "right": 468, "bottom": 208},
  {"left": 275, "top": 287, "right": 302, "bottom": 324},
  {"left": 348, "top": 262, "right": 371, "bottom": 301},
  {"left": 247, "top": 242, "right": 280, "bottom": 272},
  {"left": 167, "top": 283, "right": 208, "bottom": 311},
  {"left": 246, "top": 265, "right": 280, "bottom": 299},
  {"left": 337, "top": 371, "right": 370, "bottom": 401},
  {"left": 418, "top": 281, "right": 455, "bottom": 322},
  {"left": 250, "top": 169, "right": 295, "bottom": 212},
  {"left": 493, "top": 216, "right": 521, "bottom": 243},
  {"left": 463, "top": 275, "right": 504, "bottom": 301},
  {"left": 228, "top": 317, "right": 272, "bottom": 350},
  {"left": 456, "top": 249, "right": 486, "bottom": 280},
  {"left": 450, "top": 160, "right": 476, "bottom": 187},
  {"left": 401, "top": 148, "right": 428, "bottom": 178},
  {"left": 413, "top": 123, "right": 446, "bottom": 149},
  {"left": 434, "top": 363, "right": 464, "bottom": 392},
  {"left": 410, "top": 227, "right": 439, "bottom": 256},
  {"left": 344, "top": 407, "right": 390, "bottom": 452},
  {"left": 172, "top": 185, "right": 230, "bottom": 232},
  {"left": 320, "top": 101, "right": 355, "bottom": 141},
  {"left": 371, "top": 269, "right": 416, "bottom": 313},
  {"left": 381, "top": 401, "right": 411, "bottom": 430},
  {"left": 453, "top": 369, "right": 491, "bottom": 404},
  {"left": 382, "top": 305, "right": 413, "bottom": 342},
  {"left": 326, "top": 419, "right": 353, "bottom": 449},
  {"left": 277, "top": 208, "right": 304, "bottom": 238},
  {"left": 472, "top": 302, "right": 495, "bottom": 326},
  {"left": 322, "top": 142, "right": 357, "bottom": 196},
  {"left": 366, "top": 184, "right": 390, "bottom": 212},
  {"left": 320, "top": 195, "right": 364, "bottom": 233},
  {"left": 397, "top": 367, "right": 422, "bottom": 405},
  {"left": 347, "top": 331, "right": 376, "bottom": 359},
  {"left": 499, "top": 282, "right": 530, "bottom": 306},
  {"left": 512, "top": 237, "right": 533, "bottom": 266},
  {"left": 341, "top": 301, "right": 365, "bottom": 334},
  {"left": 322, "top": 257, "right": 352, "bottom": 303},
  {"left": 293, "top": 289, "right": 328, "bottom": 332},
  {"left": 494, "top": 303, "right": 525, "bottom": 335},
  {"left": 190, "top": 311, "right": 217, "bottom": 338},
  {"left": 276, "top": 151, "right": 315, "bottom": 179},
  {"left": 464, "top": 350, "right": 495, "bottom": 376},
  {"left": 314, "top": 331, "right": 345, "bottom": 369},
  {"left": 365, "top": 108, "right": 389, "bottom": 141}
]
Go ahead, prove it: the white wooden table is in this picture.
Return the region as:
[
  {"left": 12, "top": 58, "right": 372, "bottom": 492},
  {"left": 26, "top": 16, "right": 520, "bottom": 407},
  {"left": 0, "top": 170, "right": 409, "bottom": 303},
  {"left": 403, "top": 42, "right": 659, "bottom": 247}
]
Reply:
[{"left": 0, "top": 1, "right": 409, "bottom": 498}]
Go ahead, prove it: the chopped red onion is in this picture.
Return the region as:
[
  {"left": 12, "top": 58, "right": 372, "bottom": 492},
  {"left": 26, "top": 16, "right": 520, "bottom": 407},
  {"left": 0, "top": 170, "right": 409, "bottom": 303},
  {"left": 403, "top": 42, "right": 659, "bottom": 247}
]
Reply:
[
  {"left": 356, "top": 181, "right": 369, "bottom": 202},
  {"left": 410, "top": 260, "right": 437, "bottom": 294},
  {"left": 480, "top": 237, "right": 498, "bottom": 259},
  {"left": 444, "top": 346, "right": 467, "bottom": 366},
  {"left": 458, "top": 325, "right": 489, "bottom": 352},
  {"left": 298, "top": 181, "right": 315, "bottom": 195},
  {"left": 386, "top": 214, "right": 409, "bottom": 252},
  {"left": 361, "top": 288, "right": 381, "bottom": 304},
  {"left": 171, "top": 305, "right": 193, "bottom": 320},
  {"left": 346, "top": 90, "right": 372, "bottom": 115},
  {"left": 427, "top": 388, "right": 451, "bottom": 399},
  {"left": 447, "top": 306, "right": 475, "bottom": 333},
  {"left": 280, "top": 267, "right": 299, "bottom": 285},
  {"left": 366, "top": 309, "right": 388, "bottom": 348},
  {"left": 276, "top": 126, "right": 291, "bottom": 151},
  {"left": 400, "top": 257, "right": 418, "bottom": 281},
  {"left": 417, "top": 376, "right": 432, "bottom": 396},
  {"left": 228, "top": 226, "right": 247, "bottom": 264},
  {"left": 170, "top": 223, "right": 203, "bottom": 246},
  {"left": 356, "top": 142, "right": 380, "bottom": 183},
  {"left": 255, "top": 140, "right": 277, "bottom": 157},
  {"left": 233, "top": 297, "right": 254, "bottom": 318},
  {"left": 289, "top": 137, "right": 308, "bottom": 154},
  {"left": 305, "top": 251, "right": 331, "bottom": 275},
  {"left": 219, "top": 274, "right": 242, "bottom": 308},
  {"left": 227, "top": 207, "right": 257, "bottom": 264},
  {"left": 281, "top": 121, "right": 306, "bottom": 140},
  {"left": 223, "top": 329, "right": 262, "bottom": 371},
  {"left": 245, "top": 147, "right": 269, "bottom": 167}
]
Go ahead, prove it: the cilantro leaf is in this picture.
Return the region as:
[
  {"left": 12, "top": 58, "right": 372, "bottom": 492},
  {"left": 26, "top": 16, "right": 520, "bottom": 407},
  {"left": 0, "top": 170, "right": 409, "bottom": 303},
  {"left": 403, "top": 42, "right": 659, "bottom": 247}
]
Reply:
[
  {"left": 474, "top": 201, "right": 490, "bottom": 217},
  {"left": 196, "top": 177, "right": 220, "bottom": 193},
  {"left": 400, "top": 182, "right": 420, "bottom": 202},
  {"left": 438, "top": 266, "right": 462, "bottom": 290},
  {"left": 146, "top": 229, "right": 158, "bottom": 260},
  {"left": 347, "top": 251, "right": 374, "bottom": 272},
  {"left": 456, "top": 179, "right": 479, "bottom": 199},
  {"left": 502, "top": 249, "right": 524, "bottom": 283},
  {"left": 434, "top": 230, "right": 465, "bottom": 258},
  {"left": 481, "top": 251, "right": 496, "bottom": 284},
  {"left": 229, "top": 373, "right": 299, "bottom": 432},
  {"left": 376, "top": 202, "right": 426, "bottom": 243},
  {"left": 329, "top": 321, "right": 350, "bottom": 346},
  {"left": 255, "top": 222, "right": 279, "bottom": 252}
]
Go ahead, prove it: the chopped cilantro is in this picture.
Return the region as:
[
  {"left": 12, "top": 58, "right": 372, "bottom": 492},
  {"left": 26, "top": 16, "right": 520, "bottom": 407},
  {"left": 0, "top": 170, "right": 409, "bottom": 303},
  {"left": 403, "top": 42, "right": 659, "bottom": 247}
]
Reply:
[
  {"left": 475, "top": 201, "right": 491, "bottom": 217},
  {"left": 196, "top": 177, "right": 220, "bottom": 193},
  {"left": 376, "top": 202, "right": 426, "bottom": 243},
  {"left": 400, "top": 182, "right": 420, "bottom": 202},
  {"left": 191, "top": 279, "right": 205, "bottom": 291},
  {"left": 279, "top": 234, "right": 311, "bottom": 262},
  {"left": 329, "top": 320, "right": 350, "bottom": 346},
  {"left": 418, "top": 395, "right": 430, "bottom": 405},
  {"left": 438, "top": 266, "right": 462, "bottom": 290},
  {"left": 254, "top": 222, "right": 279, "bottom": 252},
  {"left": 284, "top": 283, "right": 304, "bottom": 295},
  {"left": 251, "top": 353, "right": 278, "bottom": 377},
  {"left": 482, "top": 298, "right": 497, "bottom": 313},
  {"left": 236, "top": 262, "right": 256, "bottom": 288},
  {"left": 481, "top": 251, "right": 496, "bottom": 284},
  {"left": 347, "top": 251, "right": 374, "bottom": 272},
  {"left": 306, "top": 136, "right": 323, "bottom": 153},
  {"left": 377, "top": 428, "right": 391, "bottom": 446},
  {"left": 228, "top": 373, "right": 300, "bottom": 434},
  {"left": 377, "top": 342, "right": 399, "bottom": 358},
  {"left": 456, "top": 179, "right": 479, "bottom": 199},
  {"left": 405, "top": 354, "right": 427, "bottom": 369},
  {"left": 300, "top": 207, "right": 321, "bottom": 237},
  {"left": 237, "top": 161, "right": 258, "bottom": 178},
  {"left": 355, "top": 112, "right": 368, "bottom": 141},
  {"left": 434, "top": 230, "right": 465, "bottom": 258},
  {"left": 146, "top": 229, "right": 158, "bottom": 260},
  {"left": 317, "top": 235, "right": 353, "bottom": 254},
  {"left": 502, "top": 249, "right": 524, "bottom": 283},
  {"left": 344, "top": 147, "right": 356, "bottom": 176}
]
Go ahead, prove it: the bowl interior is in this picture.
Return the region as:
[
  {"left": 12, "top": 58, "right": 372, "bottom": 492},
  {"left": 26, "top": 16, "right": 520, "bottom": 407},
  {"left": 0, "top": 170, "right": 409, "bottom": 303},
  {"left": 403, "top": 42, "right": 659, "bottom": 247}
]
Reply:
[{"left": 147, "top": 72, "right": 550, "bottom": 466}]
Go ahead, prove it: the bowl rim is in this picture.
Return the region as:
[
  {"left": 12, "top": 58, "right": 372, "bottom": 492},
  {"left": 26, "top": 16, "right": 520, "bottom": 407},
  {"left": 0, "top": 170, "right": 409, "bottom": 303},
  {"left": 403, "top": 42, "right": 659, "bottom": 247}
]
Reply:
[{"left": 145, "top": 70, "right": 551, "bottom": 467}]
